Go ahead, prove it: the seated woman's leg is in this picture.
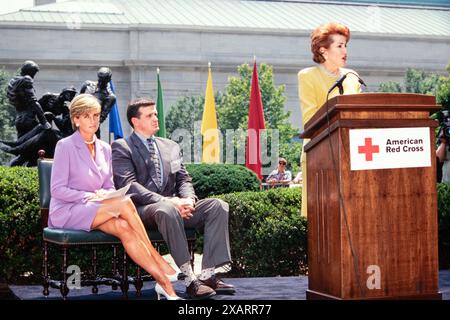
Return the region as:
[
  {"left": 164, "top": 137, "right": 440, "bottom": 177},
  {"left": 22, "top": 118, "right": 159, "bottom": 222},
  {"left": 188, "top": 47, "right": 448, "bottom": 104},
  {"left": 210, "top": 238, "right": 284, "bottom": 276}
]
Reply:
[
  {"left": 94, "top": 216, "right": 177, "bottom": 297},
  {"left": 94, "top": 197, "right": 177, "bottom": 276}
]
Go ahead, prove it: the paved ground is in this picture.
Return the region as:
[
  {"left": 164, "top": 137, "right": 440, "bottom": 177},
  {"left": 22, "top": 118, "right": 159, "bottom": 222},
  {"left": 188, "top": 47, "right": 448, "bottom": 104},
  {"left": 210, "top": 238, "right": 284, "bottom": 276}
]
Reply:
[{"left": 6, "top": 270, "right": 450, "bottom": 300}]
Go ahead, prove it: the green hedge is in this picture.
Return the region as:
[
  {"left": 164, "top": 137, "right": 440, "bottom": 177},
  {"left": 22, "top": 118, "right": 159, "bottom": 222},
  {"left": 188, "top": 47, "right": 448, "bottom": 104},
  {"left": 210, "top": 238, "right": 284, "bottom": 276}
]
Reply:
[
  {"left": 217, "top": 187, "right": 307, "bottom": 277},
  {"left": 437, "top": 183, "right": 450, "bottom": 269},
  {"left": 2, "top": 165, "right": 450, "bottom": 283},
  {"left": 185, "top": 163, "right": 260, "bottom": 199},
  {"left": 0, "top": 165, "right": 302, "bottom": 283},
  {"left": 0, "top": 166, "right": 41, "bottom": 283}
]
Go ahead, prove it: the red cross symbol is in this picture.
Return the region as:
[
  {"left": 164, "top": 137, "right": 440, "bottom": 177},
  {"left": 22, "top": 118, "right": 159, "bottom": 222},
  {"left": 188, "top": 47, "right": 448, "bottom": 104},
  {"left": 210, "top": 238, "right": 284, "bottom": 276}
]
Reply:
[{"left": 358, "top": 137, "right": 379, "bottom": 161}]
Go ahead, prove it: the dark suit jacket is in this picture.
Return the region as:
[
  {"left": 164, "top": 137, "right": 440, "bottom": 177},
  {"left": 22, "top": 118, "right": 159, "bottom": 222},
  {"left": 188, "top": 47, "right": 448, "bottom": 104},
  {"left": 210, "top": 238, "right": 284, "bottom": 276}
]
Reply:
[{"left": 111, "top": 132, "right": 196, "bottom": 206}]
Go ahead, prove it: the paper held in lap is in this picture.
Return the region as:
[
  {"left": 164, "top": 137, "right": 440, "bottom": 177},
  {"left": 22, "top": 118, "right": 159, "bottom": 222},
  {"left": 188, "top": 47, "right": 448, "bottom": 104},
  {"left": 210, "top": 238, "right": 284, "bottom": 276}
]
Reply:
[{"left": 90, "top": 184, "right": 131, "bottom": 201}]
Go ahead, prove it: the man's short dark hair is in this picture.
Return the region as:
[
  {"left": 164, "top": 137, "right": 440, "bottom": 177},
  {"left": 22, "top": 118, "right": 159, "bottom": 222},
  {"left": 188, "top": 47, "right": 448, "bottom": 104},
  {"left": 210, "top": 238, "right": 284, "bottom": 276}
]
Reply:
[{"left": 127, "top": 98, "right": 156, "bottom": 128}]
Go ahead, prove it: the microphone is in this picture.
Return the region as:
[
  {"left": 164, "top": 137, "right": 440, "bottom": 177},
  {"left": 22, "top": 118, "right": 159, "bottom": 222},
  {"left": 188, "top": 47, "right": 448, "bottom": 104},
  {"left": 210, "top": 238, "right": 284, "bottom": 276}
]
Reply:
[
  {"left": 327, "top": 73, "right": 347, "bottom": 95},
  {"left": 327, "top": 72, "right": 367, "bottom": 95},
  {"left": 347, "top": 71, "right": 367, "bottom": 88}
]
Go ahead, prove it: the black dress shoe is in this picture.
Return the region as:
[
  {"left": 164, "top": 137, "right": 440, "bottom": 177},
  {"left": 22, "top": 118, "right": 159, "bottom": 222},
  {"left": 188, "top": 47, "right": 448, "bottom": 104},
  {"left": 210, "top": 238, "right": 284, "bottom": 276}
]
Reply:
[
  {"left": 200, "top": 276, "right": 236, "bottom": 295},
  {"left": 186, "top": 279, "right": 216, "bottom": 300}
]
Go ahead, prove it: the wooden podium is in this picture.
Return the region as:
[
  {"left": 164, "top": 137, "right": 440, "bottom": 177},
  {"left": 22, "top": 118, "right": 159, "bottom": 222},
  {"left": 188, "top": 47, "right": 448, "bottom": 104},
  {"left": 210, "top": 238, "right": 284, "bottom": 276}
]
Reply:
[{"left": 301, "top": 93, "right": 442, "bottom": 300}]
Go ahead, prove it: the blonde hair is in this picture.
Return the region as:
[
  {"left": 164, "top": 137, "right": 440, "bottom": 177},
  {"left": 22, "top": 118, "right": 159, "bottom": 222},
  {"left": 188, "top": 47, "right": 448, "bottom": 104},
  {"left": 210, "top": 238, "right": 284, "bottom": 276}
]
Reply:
[{"left": 69, "top": 94, "right": 101, "bottom": 130}]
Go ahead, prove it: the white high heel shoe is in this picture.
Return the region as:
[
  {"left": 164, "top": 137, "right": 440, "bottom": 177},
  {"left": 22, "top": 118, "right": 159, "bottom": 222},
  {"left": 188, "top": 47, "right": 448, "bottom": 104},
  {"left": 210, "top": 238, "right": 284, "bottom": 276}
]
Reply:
[
  {"left": 166, "top": 272, "right": 179, "bottom": 282},
  {"left": 155, "top": 283, "right": 183, "bottom": 300}
]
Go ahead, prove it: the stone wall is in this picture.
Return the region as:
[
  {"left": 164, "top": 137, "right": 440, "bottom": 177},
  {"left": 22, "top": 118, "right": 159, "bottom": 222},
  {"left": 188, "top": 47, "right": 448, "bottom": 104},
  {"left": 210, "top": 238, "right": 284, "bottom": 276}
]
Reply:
[{"left": 1, "top": 26, "right": 449, "bottom": 139}]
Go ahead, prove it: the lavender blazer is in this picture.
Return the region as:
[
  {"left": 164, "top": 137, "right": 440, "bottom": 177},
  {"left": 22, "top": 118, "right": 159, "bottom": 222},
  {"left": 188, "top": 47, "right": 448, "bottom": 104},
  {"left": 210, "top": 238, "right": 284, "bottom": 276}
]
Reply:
[{"left": 48, "top": 130, "right": 115, "bottom": 231}]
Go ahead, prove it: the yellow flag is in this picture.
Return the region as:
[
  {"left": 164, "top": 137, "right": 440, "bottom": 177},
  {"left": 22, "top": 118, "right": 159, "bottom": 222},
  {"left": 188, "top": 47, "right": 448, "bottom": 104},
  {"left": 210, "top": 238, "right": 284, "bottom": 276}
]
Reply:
[{"left": 201, "top": 64, "right": 220, "bottom": 163}]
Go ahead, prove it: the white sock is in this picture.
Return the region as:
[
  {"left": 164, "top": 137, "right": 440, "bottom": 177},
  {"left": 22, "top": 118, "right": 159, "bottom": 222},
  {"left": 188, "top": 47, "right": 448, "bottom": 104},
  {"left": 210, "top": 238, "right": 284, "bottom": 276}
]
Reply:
[
  {"left": 180, "top": 262, "right": 197, "bottom": 287},
  {"left": 199, "top": 267, "right": 215, "bottom": 281}
]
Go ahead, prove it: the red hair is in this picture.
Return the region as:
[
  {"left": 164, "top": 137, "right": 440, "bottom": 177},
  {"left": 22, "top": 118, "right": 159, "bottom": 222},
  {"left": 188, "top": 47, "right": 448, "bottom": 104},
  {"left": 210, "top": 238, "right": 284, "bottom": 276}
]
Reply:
[{"left": 310, "top": 22, "right": 351, "bottom": 64}]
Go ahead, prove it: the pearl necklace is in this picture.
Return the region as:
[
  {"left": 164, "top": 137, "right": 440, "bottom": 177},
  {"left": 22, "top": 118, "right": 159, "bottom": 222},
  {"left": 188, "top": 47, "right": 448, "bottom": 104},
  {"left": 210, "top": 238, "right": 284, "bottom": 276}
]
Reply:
[
  {"left": 319, "top": 64, "right": 342, "bottom": 78},
  {"left": 84, "top": 138, "right": 95, "bottom": 145}
]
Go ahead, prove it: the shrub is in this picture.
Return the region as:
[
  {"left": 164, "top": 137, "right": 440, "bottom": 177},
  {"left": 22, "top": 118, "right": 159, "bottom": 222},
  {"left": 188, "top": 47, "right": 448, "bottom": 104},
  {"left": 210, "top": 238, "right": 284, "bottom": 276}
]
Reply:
[
  {"left": 3, "top": 165, "right": 450, "bottom": 283},
  {"left": 185, "top": 163, "right": 260, "bottom": 199},
  {"left": 217, "top": 187, "right": 308, "bottom": 277},
  {"left": 437, "top": 183, "right": 450, "bottom": 268},
  {"left": 0, "top": 166, "right": 41, "bottom": 283},
  {"left": 0, "top": 166, "right": 305, "bottom": 282}
]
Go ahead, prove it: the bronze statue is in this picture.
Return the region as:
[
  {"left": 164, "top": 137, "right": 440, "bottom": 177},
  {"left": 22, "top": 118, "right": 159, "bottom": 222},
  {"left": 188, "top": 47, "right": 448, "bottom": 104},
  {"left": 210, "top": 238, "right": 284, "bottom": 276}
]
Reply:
[
  {"left": 80, "top": 67, "right": 116, "bottom": 137},
  {"left": 0, "top": 63, "right": 117, "bottom": 166},
  {"left": 0, "top": 87, "right": 77, "bottom": 159},
  {"left": 0, "top": 61, "right": 59, "bottom": 166},
  {"left": 7, "top": 61, "right": 51, "bottom": 136},
  {"left": 40, "top": 86, "right": 77, "bottom": 137}
]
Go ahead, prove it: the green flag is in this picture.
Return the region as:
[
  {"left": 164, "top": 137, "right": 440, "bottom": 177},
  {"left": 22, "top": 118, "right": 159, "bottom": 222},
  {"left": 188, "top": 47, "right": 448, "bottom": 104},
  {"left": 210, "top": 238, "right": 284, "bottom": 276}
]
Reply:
[{"left": 156, "top": 68, "right": 166, "bottom": 138}]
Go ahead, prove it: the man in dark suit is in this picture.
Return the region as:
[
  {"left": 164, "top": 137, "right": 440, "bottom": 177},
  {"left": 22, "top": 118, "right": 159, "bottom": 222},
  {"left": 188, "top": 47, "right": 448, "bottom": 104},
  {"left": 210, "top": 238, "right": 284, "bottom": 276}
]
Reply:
[{"left": 111, "top": 98, "right": 234, "bottom": 299}]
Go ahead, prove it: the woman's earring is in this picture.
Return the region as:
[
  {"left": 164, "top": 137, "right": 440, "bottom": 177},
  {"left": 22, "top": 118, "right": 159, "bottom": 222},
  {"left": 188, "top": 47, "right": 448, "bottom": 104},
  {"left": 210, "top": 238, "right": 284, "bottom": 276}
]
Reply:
[{"left": 76, "top": 123, "right": 80, "bottom": 128}]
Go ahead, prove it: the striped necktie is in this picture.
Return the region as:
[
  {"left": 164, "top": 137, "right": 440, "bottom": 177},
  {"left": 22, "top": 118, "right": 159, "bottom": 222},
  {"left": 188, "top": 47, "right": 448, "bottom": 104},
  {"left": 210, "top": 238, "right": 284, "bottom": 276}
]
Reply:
[{"left": 147, "top": 137, "right": 162, "bottom": 188}]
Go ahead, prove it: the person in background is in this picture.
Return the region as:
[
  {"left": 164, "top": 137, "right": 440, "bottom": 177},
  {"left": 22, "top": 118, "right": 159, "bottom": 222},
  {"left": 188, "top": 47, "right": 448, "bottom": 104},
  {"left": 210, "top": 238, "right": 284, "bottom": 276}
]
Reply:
[
  {"left": 266, "top": 157, "right": 292, "bottom": 186},
  {"left": 436, "top": 135, "right": 450, "bottom": 183}
]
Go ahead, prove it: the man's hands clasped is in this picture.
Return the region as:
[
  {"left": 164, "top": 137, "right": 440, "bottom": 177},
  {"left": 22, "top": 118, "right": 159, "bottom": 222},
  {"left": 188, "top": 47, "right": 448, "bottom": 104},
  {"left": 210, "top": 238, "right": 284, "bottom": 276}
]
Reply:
[{"left": 164, "top": 197, "right": 195, "bottom": 219}]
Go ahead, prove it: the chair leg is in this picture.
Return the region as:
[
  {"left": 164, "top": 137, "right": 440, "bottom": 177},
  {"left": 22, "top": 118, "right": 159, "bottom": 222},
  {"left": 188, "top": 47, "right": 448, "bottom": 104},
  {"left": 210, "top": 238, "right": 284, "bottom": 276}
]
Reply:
[
  {"left": 120, "top": 250, "right": 129, "bottom": 299},
  {"left": 135, "top": 266, "right": 143, "bottom": 297},
  {"left": 91, "top": 246, "right": 99, "bottom": 294},
  {"left": 111, "top": 245, "right": 118, "bottom": 290},
  {"left": 61, "top": 246, "right": 69, "bottom": 300},
  {"left": 188, "top": 240, "right": 195, "bottom": 270},
  {"left": 43, "top": 241, "right": 49, "bottom": 296}
]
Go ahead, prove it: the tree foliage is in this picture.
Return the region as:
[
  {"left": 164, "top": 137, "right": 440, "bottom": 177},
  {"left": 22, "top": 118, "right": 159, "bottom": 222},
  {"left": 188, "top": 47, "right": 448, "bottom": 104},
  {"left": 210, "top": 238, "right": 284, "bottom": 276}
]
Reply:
[
  {"left": 165, "top": 95, "right": 204, "bottom": 138},
  {"left": 165, "top": 63, "right": 302, "bottom": 174},
  {"left": 0, "top": 67, "right": 15, "bottom": 165},
  {"left": 218, "top": 63, "right": 300, "bottom": 173},
  {"left": 378, "top": 64, "right": 450, "bottom": 142},
  {"left": 437, "top": 62, "right": 450, "bottom": 110},
  {"left": 378, "top": 81, "right": 402, "bottom": 93},
  {"left": 377, "top": 67, "right": 445, "bottom": 96}
]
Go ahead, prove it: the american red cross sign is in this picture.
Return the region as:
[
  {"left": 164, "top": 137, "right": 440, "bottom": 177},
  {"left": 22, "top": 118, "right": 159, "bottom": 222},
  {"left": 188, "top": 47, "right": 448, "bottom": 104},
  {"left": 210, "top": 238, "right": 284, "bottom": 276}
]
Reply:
[{"left": 349, "top": 128, "right": 431, "bottom": 171}]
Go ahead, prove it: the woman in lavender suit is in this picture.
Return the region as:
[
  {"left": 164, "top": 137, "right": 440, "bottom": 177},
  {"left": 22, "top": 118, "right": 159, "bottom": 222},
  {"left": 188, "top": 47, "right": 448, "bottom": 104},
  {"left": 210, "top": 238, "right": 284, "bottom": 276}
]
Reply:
[{"left": 48, "top": 94, "right": 181, "bottom": 300}]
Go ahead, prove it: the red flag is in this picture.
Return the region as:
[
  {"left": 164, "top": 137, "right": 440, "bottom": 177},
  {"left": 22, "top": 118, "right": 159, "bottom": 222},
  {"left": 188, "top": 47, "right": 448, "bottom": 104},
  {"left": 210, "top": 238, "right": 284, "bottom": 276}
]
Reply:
[{"left": 245, "top": 62, "right": 266, "bottom": 181}]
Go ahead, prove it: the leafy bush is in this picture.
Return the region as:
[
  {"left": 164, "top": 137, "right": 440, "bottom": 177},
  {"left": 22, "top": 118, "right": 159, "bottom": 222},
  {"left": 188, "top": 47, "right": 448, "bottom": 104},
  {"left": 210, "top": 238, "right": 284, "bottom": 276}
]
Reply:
[
  {"left": 3, "top": 165, "right": 450, "bottom": 284},
  {"left": 0, "top": 166, "right": 41, "bottom": 283},
  {"left": 0, "top": 166, "right": 304, "bottom": 283},
  {"left": 437, "top": 183, "right": 450, "bottom": 269},
  {"left": 217, "top": 187, "right": 308, "bottom": 277},
  {"left": 186, "top": 163, "right": 260, "bottom": 199}
]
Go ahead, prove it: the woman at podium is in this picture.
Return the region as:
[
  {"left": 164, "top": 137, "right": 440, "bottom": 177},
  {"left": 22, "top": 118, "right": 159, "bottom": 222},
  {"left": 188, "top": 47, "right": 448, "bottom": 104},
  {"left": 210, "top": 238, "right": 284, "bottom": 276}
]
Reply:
[{"left": 298, "top": 22, "right": 361, "bottom": 216}]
